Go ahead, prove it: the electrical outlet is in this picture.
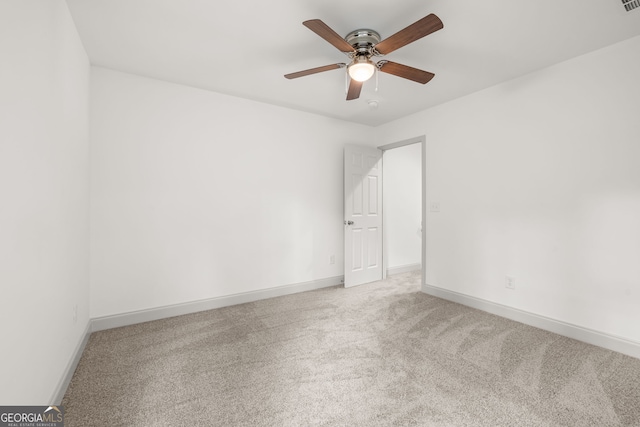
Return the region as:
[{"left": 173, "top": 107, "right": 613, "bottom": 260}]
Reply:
[
  {"left": 430, "top": 202, "right": 441, "bottom": 212},
  {"left": 505, "top": 276, "right": 516, "bottom": 290},
  {"left": 329, "top": 255, "right": 335, "bottom": 265}
]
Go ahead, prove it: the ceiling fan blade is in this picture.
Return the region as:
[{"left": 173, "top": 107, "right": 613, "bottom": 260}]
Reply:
[
  {"left": 303, "top": 19, "right": 355, "bottom": 53},
  {"left": 379, "top": 61, "right": 435, "bottom": 84},
  {"left": 346, "top": 79, "right": 362, "bottom": 100},
  {"left": 374, "top": 14, "right": 443, "bottom": 55},
  {"left": 285, "top": 63, "right": 346, "bottom": 79}
]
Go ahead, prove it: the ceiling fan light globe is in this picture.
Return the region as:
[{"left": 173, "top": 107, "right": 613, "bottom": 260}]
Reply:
[{"left": 348, "top": 62, "right": 375, "bottom": 82}]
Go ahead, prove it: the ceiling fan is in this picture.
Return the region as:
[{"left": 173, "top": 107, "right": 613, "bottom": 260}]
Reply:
[{"left": 284, "top": 14, "right": 444, "bottom": 101}]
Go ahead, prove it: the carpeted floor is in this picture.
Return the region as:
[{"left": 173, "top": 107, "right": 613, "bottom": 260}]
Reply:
[{"left": 63, "top": 271, "right": 640, "bottom": 426}]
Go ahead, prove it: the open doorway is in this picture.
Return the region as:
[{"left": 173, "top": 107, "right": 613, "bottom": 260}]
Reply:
[
  {"left": 379, "top": 136, "right": 426, "bottom": 287},
  {"left": 343, "top": 137, "right": 425, "bottom": 288}
]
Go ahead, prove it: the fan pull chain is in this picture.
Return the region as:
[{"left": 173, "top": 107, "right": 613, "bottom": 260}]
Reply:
[
  {"left": 375, "top": 66, "right": 379, "bottom": 92},
  {"left": 345, "top": 71, "right": 349, "bottom": 95}
]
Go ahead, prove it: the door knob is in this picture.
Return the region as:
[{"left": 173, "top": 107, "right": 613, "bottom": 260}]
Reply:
[{"left": 344, "top": 220, "right": 354, "bottom": 225}]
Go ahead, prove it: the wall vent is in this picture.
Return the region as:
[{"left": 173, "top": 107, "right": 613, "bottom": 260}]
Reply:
[{"left": 622, "top": 0, "right": 640, "bottom": 12}]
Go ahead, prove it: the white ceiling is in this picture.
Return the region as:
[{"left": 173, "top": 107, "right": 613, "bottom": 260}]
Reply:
[{"left": 65, "top": 0, "right": 640, "bottom": 126}]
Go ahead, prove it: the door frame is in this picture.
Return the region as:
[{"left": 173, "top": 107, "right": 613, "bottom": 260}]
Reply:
[{"left": 378, "top": 135, "right": 426, "bottom": 288}]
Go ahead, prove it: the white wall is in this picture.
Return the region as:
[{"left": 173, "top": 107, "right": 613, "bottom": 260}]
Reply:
[
  {"left": 0, "top": 1, "right": 90, "bottom": 404},
  {"left": 90, "top": 67, "right": 373, "bottom": 318},
  {"left": 375, "top": 35, "right": 640, "bottom": 343},
  {"left": 383, "top": 143, "right": 422, "bottom": 271}
]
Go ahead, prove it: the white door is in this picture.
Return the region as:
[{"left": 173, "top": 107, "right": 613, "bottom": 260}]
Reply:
[{"left": 344, "top": 144, "right": 383, "bottom": 287}]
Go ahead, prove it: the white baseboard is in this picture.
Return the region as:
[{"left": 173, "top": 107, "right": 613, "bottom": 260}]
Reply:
[
  {"left": 387, "top": 263, "right": 421, "bottom": 276},
  {"left": 422, "top": 283, "right": 640, "bottom": 360},
  {"left": 51, "top": 320, "right": 92, "bottom": 405},
  {"left": 91, "top": 275, "right": 344, "bottom": 332}
]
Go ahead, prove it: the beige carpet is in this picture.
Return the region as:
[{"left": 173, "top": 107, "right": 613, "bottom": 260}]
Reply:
[{"left": 63, "top": 271, "right": 640, "bottom": 426}]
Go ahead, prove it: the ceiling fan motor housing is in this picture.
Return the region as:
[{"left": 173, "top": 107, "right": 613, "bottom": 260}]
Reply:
[{"left": 345, "top": 29, "right": 381, "bottom": 55}]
